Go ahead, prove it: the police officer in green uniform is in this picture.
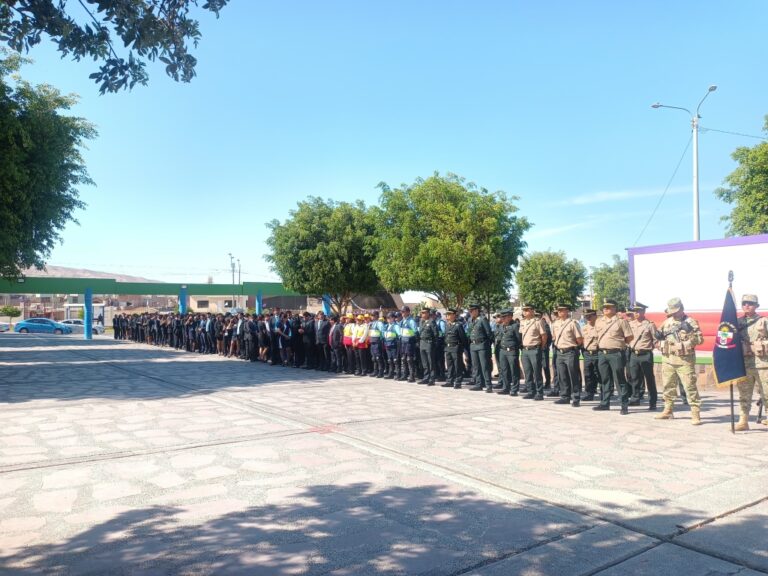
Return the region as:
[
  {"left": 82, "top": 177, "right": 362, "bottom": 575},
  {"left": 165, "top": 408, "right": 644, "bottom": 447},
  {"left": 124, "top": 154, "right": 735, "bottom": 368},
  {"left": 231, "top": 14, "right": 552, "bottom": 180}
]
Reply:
[
  {"left": 468, "top": 304, "right": 494, "bottom": 392},
  {"left": 496, "top": 309, "right": 522, "bottom": 395},
  {"left": 418, "top": 307, "right": 438, "bottom": 385},
  {"left": 441, "top": 308, "right": 467, "bottom": 389}
]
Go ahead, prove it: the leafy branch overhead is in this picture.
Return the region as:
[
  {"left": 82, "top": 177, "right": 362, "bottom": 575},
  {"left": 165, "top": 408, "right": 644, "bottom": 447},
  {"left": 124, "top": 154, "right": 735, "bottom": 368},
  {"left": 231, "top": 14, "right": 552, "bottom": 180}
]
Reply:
[{"left": 0, "top": 0, "right": 229, "bottom": 93}]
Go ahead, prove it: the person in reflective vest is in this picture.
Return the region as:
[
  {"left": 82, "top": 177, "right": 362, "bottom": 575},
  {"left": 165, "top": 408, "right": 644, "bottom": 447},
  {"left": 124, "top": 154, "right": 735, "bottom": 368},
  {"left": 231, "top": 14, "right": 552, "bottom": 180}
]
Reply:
[
  {"left": 398, "top": 306, "right": 419, "bottom": 382},
  {"left": 383, "top": 312, "right": 401, "bottom": 379},
  {"left": 352, "top": 314, "right": 370, "bottom": 375},
  {"left": 368, "top": 313, "right": 387, "bottom": 378},
  {"left": 343, "top": 313, "right": 356, "bottom": 374}
]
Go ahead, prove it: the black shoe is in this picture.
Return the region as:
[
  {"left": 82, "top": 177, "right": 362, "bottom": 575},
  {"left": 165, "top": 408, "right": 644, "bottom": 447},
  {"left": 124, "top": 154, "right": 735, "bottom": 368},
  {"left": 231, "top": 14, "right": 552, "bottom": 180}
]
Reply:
[
  {"left": 441, "top": 382, "right": 454, "bottom": 388},
  {"left": 534, "top": 395, "right": 544, "bottom": 401},
  {"left": 522, "top": 393, "right": 535, "bottom": 399},
  {"left": 581, "top": 394, "right": 595, "bottom": 401},
  {"left": 418, "top": 378, "right": 429, "bottom": 384},
  {"left": 492, "top": 383, "right": 504, "bottom": 389},
  {"left": 510, "top": 391, "right": 519, "bottom": 397},
  {"left": 485, "top": 387, "right": 494, "bottom": 393},
  {"left": 571, "top": 400, "right": 580, "bottom": 407},
  {"left": 546, "top": 390, "right": 559, "bottom": 398},
  {"left": 497, "top": 388, "right": 511, "bottom": 395},
  {"left": 620, "top": 406, "right": 629, "bottom": 415},
  {"left": 469, "top": 385, "right": 484, "bottom": 391},
  {"left": 553, "top": 398, "right": 570, "bottom": 404},
  {"left": 408, "top": 377, "right": 416, "bottom": 383},
  {"left": 628, "top": 398, "right": 641, "bottom": 406},
  {"left": 427, "top": 381, "right": 435, "bottom": 386},
  {"left": 648, "top": 404, "right": 657, "bottom": 411},
  {"left": 453, "top": 384, "right": 462, "bottom": 390},
  {"left": 593, "top": 405, "right": 610, "bottom": 411}
]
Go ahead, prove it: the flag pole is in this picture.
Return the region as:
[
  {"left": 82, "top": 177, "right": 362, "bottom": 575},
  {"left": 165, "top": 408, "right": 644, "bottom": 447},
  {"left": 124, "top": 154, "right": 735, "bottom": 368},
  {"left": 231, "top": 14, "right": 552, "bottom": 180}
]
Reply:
[{"left": 728, "top": 270, "right": 736, "bottom": 434}]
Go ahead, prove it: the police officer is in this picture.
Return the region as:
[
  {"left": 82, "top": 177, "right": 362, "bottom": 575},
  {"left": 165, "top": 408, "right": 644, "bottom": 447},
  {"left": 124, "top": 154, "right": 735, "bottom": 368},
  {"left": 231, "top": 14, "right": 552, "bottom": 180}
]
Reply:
[
  {"left": 580, "top": 309, "right": 600, "bottom": 401},
  {"left": 467, "top": 304, "right": 494, "bottom": 392},
  {"left": 655, "top": 297, "right": 704, "bottom": 425},
  {"left": 551, "top": 304, "right": 583, "bottom": 406},
  {"left": 398, "top": 306, "right": 419, "bottom": 383},
  {"left": 434, "top": 310, "right": 447, "bottom": 381},
  {"left": 496, "top": 309, "right": 522, "bottom": 395},
  {"left": 735, "top": 294, "right": 768, "bottom": 430},
  {"left": 418, "top": 308, "right": 438, "bottom": 385},
  {"left": 383, "top": 312, "right": 400, "bottom": 379},
  {"left": 520, "top": 304, "right": 547, "bottom": 400},
  {"left": 627, "top": 302, "right": 658, "bottom": 410},
  {"left": 593, "top": 299, "right": 633, "bottom": 414},
  {"left": 442, "top": 308, "right": 467, "bottom": 389},
  {"left": 368, "top": 313, "right": 387, "bottom": 378}
]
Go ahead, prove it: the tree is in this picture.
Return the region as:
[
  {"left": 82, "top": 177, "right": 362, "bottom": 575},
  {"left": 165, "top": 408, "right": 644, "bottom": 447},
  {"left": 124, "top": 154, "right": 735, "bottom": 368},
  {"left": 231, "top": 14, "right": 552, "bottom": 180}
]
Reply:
[
  {"left": 515, "top": 251, "right": 586, "bottom": 314},
  {"left": 714, "top": 116, "right": 768, "bottom": 236},
  {"left": 265, "top": 197, "right": 380, "bottom": 314},
  {"left": 465, "top": 283, "right": 511, "bottom": 317},
  {"left": 0, "top": 0, "right": 228, "bottom": 94},
  {"left": 590, "top": 255, "right": 629, "bottom": 310},
  {"left": 0, "top": 52, "right": 95, "bottom": 280},
  {"left": 0, "top": 305, "right": 21, "bottom": 320},
  {"left": 372, "top": 172, "right": 530, "bottom": 309}
]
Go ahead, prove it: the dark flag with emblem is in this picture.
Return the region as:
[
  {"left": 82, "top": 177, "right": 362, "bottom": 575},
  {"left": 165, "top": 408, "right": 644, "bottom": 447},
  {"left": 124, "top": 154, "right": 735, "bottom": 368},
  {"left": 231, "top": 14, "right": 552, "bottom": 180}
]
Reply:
[{"left": 713, "top": 283, "right": 747, "bottom": 388}]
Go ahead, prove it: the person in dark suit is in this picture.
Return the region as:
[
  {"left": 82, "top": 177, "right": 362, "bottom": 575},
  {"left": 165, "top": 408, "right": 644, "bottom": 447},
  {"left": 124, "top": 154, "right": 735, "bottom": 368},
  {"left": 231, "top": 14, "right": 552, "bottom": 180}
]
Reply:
[
  {"left": 328, "top": 314, "right": 344, "bottom": 373},
  {"left": 300, "top": 311, "right": 316, "bottom": 369},
  {"left": 314, "top": 311, "right": 331, "bottom": 371}
]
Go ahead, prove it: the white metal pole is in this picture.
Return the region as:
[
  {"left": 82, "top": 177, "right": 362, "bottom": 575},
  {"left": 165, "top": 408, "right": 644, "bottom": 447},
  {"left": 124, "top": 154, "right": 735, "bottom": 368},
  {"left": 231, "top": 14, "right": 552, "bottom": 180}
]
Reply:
[{"left": 692, "top": 115, "right": 700, "bottom": 241}]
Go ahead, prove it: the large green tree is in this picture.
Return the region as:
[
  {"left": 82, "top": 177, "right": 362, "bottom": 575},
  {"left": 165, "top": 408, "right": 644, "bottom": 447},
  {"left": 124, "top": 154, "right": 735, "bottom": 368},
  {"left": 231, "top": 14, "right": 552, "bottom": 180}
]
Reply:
[
  {"left": 0, "top": 52, "right": 95, "bottom": 280},
  {"left": 590, "top": 255, "right": 629, "bottom": 310},
  {"left": 372, "top": 172, "right": 530, "bottom": 308},
  {"left": 515, "top": 251, "right": 586, "bottom": 314},
  {"left": 0, "top": 0, "right": 228, "bottom": 93},
  {"left": 714, "top": 116, "right": 768, "bottom": 236},
  {"left": 265, "top": 197, "right": 380, "bottom": 314}
]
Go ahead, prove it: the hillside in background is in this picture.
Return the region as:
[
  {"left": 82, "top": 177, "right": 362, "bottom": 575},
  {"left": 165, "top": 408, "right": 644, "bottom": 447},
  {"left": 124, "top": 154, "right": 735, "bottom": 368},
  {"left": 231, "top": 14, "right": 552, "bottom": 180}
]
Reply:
[{"left": 23, "top": 266, "right": 160, "bottom": 283}]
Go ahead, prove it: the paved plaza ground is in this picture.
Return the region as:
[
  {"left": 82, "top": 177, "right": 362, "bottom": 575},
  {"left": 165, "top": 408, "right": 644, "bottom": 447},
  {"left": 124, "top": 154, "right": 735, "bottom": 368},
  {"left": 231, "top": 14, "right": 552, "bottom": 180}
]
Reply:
[{"left": 0, "top": 334, "right": 766, "bottom": 575}]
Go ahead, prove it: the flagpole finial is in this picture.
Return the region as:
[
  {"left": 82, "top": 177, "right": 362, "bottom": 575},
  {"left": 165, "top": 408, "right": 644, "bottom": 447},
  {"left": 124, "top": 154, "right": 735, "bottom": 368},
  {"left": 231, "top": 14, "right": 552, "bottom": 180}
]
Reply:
[{"left": 728, "top": 270, "right": 734, "bottom": 287}]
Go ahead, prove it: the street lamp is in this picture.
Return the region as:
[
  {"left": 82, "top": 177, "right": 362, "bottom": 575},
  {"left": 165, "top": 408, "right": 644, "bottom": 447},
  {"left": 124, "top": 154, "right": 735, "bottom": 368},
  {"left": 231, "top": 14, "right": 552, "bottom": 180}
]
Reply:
[
  {"left": 651, "top": 85, "right": 717, "bottom": 241},
  {"left": 228, "top": 252, "right": 235, "bottom": 309}
]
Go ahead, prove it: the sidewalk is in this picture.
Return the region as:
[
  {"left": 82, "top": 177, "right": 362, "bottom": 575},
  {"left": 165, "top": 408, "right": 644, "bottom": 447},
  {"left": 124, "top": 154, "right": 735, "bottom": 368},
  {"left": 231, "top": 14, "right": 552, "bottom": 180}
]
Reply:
[{"left": 0, "top": 334, "right": 765, "bottom": 575}]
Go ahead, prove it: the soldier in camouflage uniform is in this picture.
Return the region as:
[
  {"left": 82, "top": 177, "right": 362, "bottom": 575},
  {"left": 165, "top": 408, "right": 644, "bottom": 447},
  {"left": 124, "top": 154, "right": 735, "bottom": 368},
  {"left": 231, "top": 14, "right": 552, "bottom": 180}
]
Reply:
[
  {"left": 735, "top": 294, "right": 768, "bottom": 431},
  {"left": 655, "top": 297, "right": 704, "bottom": 425}
]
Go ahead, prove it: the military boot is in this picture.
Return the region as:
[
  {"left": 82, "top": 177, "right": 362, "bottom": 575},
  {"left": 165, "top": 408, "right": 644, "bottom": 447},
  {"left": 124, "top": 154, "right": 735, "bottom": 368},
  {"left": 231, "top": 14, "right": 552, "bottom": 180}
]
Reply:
[
  {"left": 735, "top": 414, "right": 749, "bottom": 432},
  {"left": 655, "top": 402, "right": 674, "bottom": 420},
  {"left": 690, "top": 406, "right": 702, "bottom": 426}
]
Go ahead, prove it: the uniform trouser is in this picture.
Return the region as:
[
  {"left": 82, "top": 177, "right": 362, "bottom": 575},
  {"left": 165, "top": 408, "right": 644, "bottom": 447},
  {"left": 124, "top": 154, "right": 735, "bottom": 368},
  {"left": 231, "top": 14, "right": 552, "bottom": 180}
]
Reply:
[
  {"left": 420, "top": 341, "right": 435, "bottom": 382},
  {"left": 661, "top": 355, "right": 701, "bottom": 408},
  {"left": 345, "top": 345, "right": 356, "bottom": 373},
  {"left": 499, "top": 348, "right": 520, "bottom": 392},
  {"left": 542, "top": 348, "right": 552, "bottom": 386},
  {"left": 435, "top": 339, "right": 446, "bottom": 378},
  {"left": 355, "top": 347, "right": 369, "bottom": 374},
  {"left": 303, "top": 342, "right": 315, "bottom": 368},
  {"left": 445, "top": 346, "right": 463, "bottom": 385},
  {"left": 556, "top": 350, "right": 581, "bottom": 400},
  {"left": 317, "top": 343, "right": 330, "bottom": 371},
  {"left": 583, "top": 352, "right": 600, "bottom": 395},
  {"left": 738, "top": 365, "right": 768, "bottom": 416},
  {"left": 400, "top": 340, "right": 416, "bottom": 380},
  {"left": 522, "top": 348, "right": 543, "bottom": 396},
  {"left": 598, "top": 350, "right": 631, "bottom": 407},
  {"left": 330, "top": 346, "right": 343, "bottom": 373},
  {"left": 471, "top": 345, "right": 492, "bottom": 389},
  {"left": 629, "top": 350, "right": 657, "bottom": 403},
  {"left": 368, "top": 341, "right": 383, "bottom": 375}
]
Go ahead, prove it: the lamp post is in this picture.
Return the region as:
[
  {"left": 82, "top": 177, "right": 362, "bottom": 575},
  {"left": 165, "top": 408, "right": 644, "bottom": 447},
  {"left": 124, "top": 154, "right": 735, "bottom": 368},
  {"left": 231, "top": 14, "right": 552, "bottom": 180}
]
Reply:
[
  {"left": 651, "top": 85, "right": 717, "bottom": 241},
  {"left": 237, "top": 258, "right": 241, "bottom": 308},
  {"left": 228, "top": 252, "right": 235, "bottom": 309}
]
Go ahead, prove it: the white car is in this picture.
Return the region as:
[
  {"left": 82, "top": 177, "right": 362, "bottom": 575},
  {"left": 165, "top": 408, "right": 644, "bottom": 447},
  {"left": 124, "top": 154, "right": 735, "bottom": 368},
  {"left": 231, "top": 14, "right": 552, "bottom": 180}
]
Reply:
[
  {"left": 0, "top": 322, "right": 9, "bottom": 333},
  {"left": 60, "top": 319, "right": 106, "bottom": 335}
]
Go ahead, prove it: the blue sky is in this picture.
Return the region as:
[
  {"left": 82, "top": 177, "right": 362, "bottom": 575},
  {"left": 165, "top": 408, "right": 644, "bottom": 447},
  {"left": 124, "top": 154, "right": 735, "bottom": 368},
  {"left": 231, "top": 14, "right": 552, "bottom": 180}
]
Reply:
[{"left": 18, "top": 1, "right": 768, "bottom": 287}]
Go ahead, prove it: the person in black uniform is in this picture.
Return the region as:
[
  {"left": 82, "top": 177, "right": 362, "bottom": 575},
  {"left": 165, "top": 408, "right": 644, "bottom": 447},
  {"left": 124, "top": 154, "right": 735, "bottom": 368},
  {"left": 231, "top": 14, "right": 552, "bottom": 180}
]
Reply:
[
  {"left": 328, "top": 314, "right": 344, "bottom": 373},
  {"left": 467, "top": 304, "right": 493, "bottom": 392},
  {"left": 441, "top": 308, "right": 467, "bottom": 389},
  {"left": 314, "top": 311, "right": 330, "bottom": 371},
  {"left": 300, "top": 311, "right": 316, "bottom": 369},
  {"left": 418, "top": 308, "right": 438, "bottom": 385},
  {"left": 497, "top": 309, "right": 522, "bottom": 395}
]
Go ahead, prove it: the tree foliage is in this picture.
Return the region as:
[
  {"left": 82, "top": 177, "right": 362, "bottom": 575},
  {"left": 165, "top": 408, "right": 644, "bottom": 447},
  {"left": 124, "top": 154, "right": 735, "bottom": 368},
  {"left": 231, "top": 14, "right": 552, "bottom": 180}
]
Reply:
[
  {"left": 590, "top": 254, "right": 629, "bottom": 310},
  {"left": 515, "top": 251, "right": 586, "bottom": 314},
  {"left": 0, "top": 52, "right": 95, "bottom": 280},
  {"left": 714, "top": 116, "right": 768, "bottom": 237},
  {"left": 371, "top": 172, "right": 530, "bottom": 308},
  {"left": 265, "top": 197, "right": 380, "bottom": 314},
  {"left": 0, "top": 0, "right": 228, "bottom": 94},
  {"left": 0, "top": 305, "right": 21, "bottom": 318}
]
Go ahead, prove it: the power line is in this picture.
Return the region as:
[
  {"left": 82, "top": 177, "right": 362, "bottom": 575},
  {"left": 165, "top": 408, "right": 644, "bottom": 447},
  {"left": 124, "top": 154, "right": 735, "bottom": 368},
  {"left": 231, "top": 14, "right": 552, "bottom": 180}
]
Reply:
[
  {"left": 699, "top": 126, "right": 768, "bottom": 141},
  {"left": 632, "top": 134, "right": 693, "bottom": 247}
]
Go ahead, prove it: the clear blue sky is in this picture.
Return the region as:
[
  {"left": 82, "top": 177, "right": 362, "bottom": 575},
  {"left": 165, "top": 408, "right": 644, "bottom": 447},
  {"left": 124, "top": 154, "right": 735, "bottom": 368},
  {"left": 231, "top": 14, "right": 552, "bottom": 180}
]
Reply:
[{"left": 19, "top": 1, "right": 768, "bottom": 287}]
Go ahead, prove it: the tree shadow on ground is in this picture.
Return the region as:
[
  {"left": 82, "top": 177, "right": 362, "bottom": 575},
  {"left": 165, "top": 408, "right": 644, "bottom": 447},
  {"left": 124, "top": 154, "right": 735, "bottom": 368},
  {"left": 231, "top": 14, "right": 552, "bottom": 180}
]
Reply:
[{"left": 3, "top": 481, "right": 762, "bottom": 576}]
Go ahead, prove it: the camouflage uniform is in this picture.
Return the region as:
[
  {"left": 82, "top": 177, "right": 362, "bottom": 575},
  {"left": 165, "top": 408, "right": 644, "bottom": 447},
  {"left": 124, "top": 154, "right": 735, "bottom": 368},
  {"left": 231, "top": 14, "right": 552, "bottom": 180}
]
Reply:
[
  {"left": 737, "top": 294, "right": 768, "bottom": 423},
  {"left": 658, "top": 298, "right": 704, "bottom": 410}
]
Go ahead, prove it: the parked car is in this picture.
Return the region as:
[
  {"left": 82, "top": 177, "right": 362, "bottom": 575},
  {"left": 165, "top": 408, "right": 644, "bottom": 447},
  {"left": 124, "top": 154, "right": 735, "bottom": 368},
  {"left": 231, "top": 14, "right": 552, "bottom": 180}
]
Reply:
[
  {"left": 14, "top": 318, "right": 73, "bottom": 335},
  {"left": 0, "top": 322, "right": 10, "bottom": 333},
  {"left": 60, "top": 319, "right": 106, "bottom": 335}
]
